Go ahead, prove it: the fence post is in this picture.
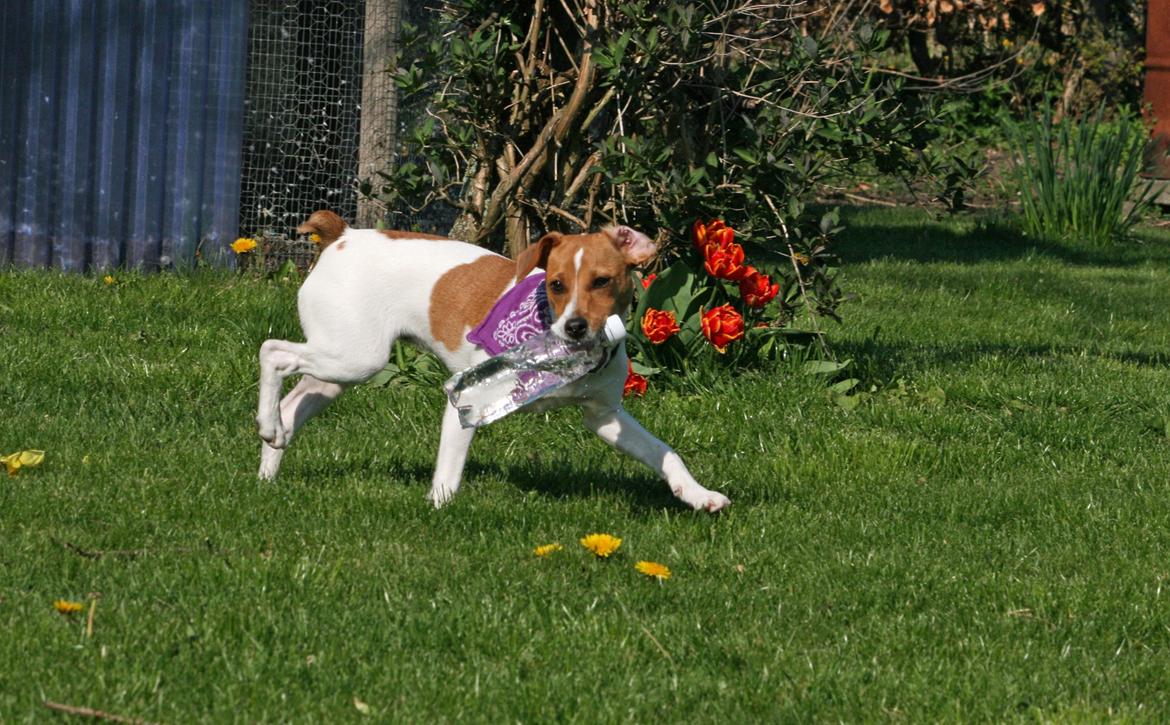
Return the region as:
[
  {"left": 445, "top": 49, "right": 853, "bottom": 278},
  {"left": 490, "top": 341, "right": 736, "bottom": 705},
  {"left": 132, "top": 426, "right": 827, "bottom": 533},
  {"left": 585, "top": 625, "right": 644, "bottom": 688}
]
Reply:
[{"left": 357, "top": 0, "right": 400, "bottom": 228}]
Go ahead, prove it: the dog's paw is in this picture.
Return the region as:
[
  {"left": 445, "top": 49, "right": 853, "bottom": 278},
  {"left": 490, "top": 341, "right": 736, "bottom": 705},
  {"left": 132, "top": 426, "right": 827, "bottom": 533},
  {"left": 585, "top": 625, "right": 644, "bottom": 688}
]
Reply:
[
  {"left": 427, "top": 484, "right": 457, "bottom": 509},
  {"left": 700, "top": 491, "right": 731, "bottom": 513},
  {"left": 679, "top": 487, "right": 730, "bottom": 513},
  {"left": 258, "top": 445, "right": 283, "bottom": 481}
]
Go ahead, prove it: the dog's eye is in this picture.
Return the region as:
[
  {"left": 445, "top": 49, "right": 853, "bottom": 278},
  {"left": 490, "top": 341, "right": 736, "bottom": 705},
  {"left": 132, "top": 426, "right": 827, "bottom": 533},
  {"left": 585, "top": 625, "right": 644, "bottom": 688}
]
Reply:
[
  {"left": 591, "top": 276, "right": 611, "bottom": 289},
  {"left": 548, "top": 279, "right": 566, "bottom": 294}
]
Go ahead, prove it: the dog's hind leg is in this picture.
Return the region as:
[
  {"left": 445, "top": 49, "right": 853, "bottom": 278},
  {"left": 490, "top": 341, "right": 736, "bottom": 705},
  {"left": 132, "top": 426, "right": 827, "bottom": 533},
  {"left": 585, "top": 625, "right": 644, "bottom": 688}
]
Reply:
[
  {"left": 582, "top": 404, "right": 730, "bottom": 512},
  {"left": 259, "top": 375, "right": 346, "bottom": 480},
  {"left": 256, "top": 338, "right": 386, "bottom": 450}
]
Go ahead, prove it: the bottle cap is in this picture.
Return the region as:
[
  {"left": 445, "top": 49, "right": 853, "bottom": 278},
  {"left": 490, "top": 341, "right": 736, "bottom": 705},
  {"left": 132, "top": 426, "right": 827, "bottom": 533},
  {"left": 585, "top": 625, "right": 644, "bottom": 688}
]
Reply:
[{"left": 602, "top": 314, "right": 627, "bottom": 345}]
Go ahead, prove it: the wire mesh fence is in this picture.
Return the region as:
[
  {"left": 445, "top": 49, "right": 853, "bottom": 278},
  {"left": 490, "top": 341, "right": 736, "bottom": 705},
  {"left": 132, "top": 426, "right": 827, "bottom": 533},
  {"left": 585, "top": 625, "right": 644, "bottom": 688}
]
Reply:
[
  {"left": 237, "top": 0, "right": 460, "bottom": 273},
  {"left": 239, "top": 0, "right": 389, "bottom": 269}
]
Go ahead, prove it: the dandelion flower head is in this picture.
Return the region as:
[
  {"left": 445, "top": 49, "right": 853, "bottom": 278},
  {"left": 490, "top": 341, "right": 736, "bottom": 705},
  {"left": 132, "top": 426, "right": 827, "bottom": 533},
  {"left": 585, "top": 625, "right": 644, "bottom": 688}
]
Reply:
[
  {"left": 534, "top": 543, "right": 563, "bottom": 557},
  {"left": 54, "top": 599, "right": 84, "bottom": 614},
  {"left": 231, "top": 237, "right": 258, "bottom": 254},
  {"left": 635, "top": 561, "right": 672, "bottom": 580},
  {"left": 580, "top": 533, "right": 622, "bottom": 558}
]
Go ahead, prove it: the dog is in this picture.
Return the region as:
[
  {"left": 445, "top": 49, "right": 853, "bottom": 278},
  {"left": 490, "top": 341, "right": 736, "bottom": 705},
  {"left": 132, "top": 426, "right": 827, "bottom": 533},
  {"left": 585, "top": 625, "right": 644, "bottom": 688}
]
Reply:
[{"left": 255, "top": 210, "right": 730, "bottom": 512}]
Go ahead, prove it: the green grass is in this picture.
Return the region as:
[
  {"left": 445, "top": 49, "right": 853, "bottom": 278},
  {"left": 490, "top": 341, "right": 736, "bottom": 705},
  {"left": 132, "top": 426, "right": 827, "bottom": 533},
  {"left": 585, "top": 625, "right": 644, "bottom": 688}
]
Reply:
[{"left": 4, "top": 208, "right": 1170, "bottom": 721}]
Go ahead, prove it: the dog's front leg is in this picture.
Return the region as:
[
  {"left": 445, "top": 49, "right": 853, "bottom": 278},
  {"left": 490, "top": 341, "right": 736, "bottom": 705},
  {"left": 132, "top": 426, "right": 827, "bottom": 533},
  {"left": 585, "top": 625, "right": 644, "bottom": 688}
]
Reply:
[
  {"left": 582, "top": 404, "right": 730, "bottom": 512},
  {"left": 428, "top": 400, "right": 476, "bottom": 508}
]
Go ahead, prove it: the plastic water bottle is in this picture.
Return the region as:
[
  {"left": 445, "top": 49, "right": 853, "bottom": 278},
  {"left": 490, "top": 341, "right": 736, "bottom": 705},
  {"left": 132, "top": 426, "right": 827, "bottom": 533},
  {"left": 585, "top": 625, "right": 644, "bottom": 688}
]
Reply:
[{"left": 444, "top": 315, "right": 627, "bottom": 428}]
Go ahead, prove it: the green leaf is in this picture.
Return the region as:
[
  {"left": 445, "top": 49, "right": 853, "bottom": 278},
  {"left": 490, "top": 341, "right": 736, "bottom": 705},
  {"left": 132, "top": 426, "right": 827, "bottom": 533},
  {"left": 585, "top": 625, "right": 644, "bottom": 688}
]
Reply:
[
  {"left": 732, "top": 148, "right": 760, "bottom": 165},
  {"left": 829, "top": 378, "right": 860, "bottom": 395},
  {"left": 630, "top": 361, "right": 660, "bottom": 376},
  {"left": 365, "top": 366, "right": 400, "bottom": 388},
  {"left": 803, "top": 358, "right": 852, "bottom": 376},
  {"left": 634, "top": 260, "right": 698, "bottom": 329},
  {"left": 834, "top": 394, "right": 862, "bottom": 411}
]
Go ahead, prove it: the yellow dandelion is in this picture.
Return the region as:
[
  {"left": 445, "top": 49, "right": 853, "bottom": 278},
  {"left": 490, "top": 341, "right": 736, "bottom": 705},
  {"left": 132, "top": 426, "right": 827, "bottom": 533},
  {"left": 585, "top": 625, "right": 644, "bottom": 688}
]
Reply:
[
  {"left": 579, "top": 533, "right": 622, "bottom": 558},
  {"left": 635, "top": 560, "right": 672, "bottom": 580},
  {"left": 534, "top": 543, "right": 563, "bottom": 557},
  {"left": 102, "top": 274, "right": 116, "bottom": 285},
  {"left": 309, "top": 233, "right": 322, "bottom": 244},
  {"left": 231, "top": 237, "right": 258, "bottom": 254},
  {"left": 1, "top": 449, "right": 45, "bottom": 477},
  {"left": 54, "top": 599, "right": 84, "bottom": 615}
]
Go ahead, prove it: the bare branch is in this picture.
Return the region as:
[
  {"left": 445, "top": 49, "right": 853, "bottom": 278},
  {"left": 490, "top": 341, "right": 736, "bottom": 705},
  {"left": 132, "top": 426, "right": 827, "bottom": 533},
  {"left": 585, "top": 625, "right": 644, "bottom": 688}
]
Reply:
[
  {"left": 44, "top": 702, "right": 159, "bottom": 725},
  {"left": 475, "top": 3, "right": 600, "bottom": 242}
]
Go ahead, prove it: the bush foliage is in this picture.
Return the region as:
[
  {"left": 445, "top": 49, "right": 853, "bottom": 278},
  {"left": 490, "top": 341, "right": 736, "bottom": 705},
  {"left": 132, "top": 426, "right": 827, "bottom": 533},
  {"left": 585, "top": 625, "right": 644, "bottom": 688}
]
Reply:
[
  {"left": 867, "top": 0, "right": 1144, "bottom": 117},
  {"left": 379, "top": 1, "right": 960, "bottom": 338}
]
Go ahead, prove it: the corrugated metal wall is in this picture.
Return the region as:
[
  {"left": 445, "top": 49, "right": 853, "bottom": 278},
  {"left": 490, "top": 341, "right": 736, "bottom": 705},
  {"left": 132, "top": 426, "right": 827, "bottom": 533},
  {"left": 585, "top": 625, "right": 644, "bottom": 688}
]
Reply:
[{"left": 0, "top": 0, "right": 249, "bottom": 271}]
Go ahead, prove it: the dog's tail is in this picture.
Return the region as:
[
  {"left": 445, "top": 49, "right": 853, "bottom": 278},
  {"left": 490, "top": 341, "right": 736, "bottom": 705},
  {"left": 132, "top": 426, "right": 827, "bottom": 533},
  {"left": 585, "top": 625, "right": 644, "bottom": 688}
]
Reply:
[{"left": 297, "top": 210, "right": 348, "bottom": 248}]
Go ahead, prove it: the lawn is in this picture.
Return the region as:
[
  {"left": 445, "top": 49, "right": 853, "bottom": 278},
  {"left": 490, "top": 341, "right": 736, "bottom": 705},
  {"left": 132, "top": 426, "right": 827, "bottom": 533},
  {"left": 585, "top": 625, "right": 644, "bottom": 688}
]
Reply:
[{"left": 3, "top": 208, "right": 1170, "bottom": 722}]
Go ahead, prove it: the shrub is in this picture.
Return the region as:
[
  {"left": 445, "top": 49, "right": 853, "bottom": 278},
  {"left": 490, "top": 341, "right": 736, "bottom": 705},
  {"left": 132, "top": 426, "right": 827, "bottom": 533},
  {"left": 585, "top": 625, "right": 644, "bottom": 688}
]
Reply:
[
  {"left": 1005, "top": 105, "right": 1160, "bottom": 245},
  {"left": 867, "top": 1, "right": 1144, "bottom": 119},
  {"left": 380, "top": 1, "right": 945, "bottom": 342}
]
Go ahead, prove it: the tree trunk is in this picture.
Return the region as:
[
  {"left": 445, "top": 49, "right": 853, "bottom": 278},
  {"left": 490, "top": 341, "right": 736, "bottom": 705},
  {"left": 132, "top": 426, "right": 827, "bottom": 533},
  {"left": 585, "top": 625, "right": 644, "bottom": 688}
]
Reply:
[
  {"left": 356, "top": 0, "right": 400, "bottom": 228},
  {"left": 1055, "top": 63, "right": 1084, "bottom": 123},
  {"left": 447, "top": 213, "right": 479, "bottom": 242},
  {"left": 906, "top": 27, "right": 940, "bottom": 78}
]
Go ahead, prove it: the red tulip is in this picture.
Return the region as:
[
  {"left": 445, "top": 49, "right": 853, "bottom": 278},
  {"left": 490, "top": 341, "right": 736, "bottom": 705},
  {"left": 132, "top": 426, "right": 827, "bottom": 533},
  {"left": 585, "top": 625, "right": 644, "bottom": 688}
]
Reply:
[
  {"left": 693, "top": 219, "right": 748, "bottom": 281},
  {"left": 641, "top": 308, "right": 680, "bottom": 344},
  {"left": 739, "top": 268, "right": 779, "bottom": 308},
  {"left": 623, "top": 362, "right": 648, "bottom": 397},
  {"left": 700, "top": 305, "right": 745, "bottom": 353},
  {"left": 703, "top": 242, "right": 749, "bottom": 281}
]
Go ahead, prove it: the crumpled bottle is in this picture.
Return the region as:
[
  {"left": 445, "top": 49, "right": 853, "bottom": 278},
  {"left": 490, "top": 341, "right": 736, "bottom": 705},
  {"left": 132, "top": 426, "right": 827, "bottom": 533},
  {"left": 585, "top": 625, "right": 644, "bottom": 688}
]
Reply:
[{"left": 444, "top": 315, "right": 627, "bottom": 428}]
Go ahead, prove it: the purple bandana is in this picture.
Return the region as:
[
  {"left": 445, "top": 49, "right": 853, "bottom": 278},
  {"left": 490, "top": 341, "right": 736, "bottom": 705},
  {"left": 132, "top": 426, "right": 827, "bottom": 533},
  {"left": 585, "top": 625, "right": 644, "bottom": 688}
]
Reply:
[{"left": 466, "top": 273, "right": 551, "bottom": 355}]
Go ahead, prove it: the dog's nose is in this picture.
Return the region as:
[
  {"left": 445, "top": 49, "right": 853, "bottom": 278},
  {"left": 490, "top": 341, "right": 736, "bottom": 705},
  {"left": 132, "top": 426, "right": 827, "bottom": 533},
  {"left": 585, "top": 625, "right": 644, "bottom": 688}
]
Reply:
[{"left": 564, "top": 317, "right": 589, "bottom": 340}]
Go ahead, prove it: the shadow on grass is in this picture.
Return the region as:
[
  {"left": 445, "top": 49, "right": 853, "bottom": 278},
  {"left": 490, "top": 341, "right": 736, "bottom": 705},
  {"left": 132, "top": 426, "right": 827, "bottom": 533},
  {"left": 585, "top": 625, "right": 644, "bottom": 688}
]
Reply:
[
  {"left": 478, "top": 456, "right": 682, "bottom": 510},
  {"left": 832, "top": 335, "right": 1170, "bottom": 388},
  {"left": 291, "top": 446, "right": 683, "bottom": 510},
  {"left": 835, "top": 207, "right": 1170, "bottom": 267}
]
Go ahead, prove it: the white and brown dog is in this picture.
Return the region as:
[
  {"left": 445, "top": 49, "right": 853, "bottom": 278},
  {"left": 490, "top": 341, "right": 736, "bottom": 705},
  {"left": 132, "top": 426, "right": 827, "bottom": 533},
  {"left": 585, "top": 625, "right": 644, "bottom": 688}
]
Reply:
[{"left": 255, "top": 210, "right": 730, "bottom": 512}]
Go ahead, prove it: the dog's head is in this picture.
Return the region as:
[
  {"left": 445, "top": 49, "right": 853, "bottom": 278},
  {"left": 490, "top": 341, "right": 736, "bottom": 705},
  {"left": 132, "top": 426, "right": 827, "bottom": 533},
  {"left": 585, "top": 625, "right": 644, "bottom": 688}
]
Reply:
[{"left": 514, "top": 226, "right": 657, "bottom": 342}]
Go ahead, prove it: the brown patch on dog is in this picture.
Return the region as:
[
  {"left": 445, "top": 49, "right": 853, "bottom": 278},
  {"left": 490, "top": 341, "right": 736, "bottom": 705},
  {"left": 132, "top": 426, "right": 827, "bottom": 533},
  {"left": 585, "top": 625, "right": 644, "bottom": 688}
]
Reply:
[
  {"left": 380, "top": 229, "right": 448, "bottom": 241},
  {"left": 429, "top": 254, "right": 516, "bottom": 351},
  {"left": 297, "top": 210, "right": 348, "bottom": 247},
  {"left": 336, "top": 241, "right": 347, "bottom": 251}
]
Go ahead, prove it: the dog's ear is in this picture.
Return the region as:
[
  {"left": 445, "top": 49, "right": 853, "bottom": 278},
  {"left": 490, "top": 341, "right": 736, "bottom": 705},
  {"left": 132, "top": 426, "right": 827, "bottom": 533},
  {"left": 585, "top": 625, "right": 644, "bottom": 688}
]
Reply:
[
  {"left": 605, "top": 225, "right": 657, "bottom": 266},
  {"left": 296, "top": 210, "right": 348, "bottom": 247},
  {"left": 514, "top": 232, "right": 561, "bottom": 281}
]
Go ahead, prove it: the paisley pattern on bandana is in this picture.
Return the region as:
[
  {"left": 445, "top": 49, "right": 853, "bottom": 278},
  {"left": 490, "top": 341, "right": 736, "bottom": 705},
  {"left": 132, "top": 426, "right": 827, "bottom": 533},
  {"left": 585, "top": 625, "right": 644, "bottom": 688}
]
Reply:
[{"left": 466, "top": 273, "right": 551, "bottom": 355}]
